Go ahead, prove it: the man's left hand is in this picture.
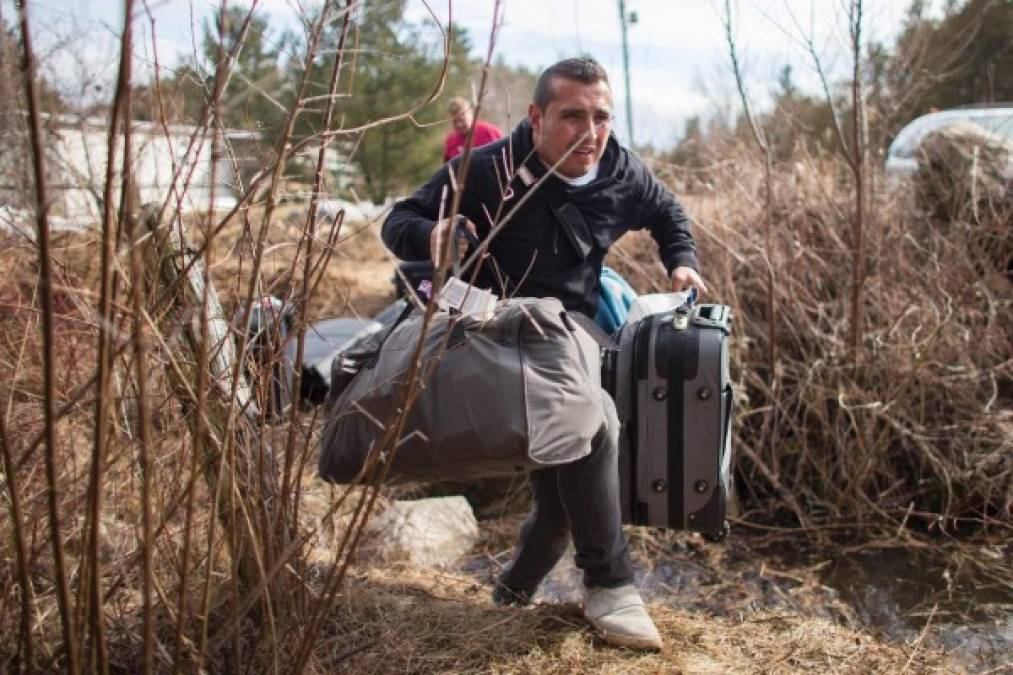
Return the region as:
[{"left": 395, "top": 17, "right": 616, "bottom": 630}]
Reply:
[{"left": 670, "top": 266, "right": 709, "bottom": 296}]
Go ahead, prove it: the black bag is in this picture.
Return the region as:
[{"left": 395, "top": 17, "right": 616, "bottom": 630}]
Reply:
[
  {"left": 241, "top": 298, "right": 405, "bottom": 418},
  {"left": 609, "top": 303, "right": 734, "bottom": 540}
]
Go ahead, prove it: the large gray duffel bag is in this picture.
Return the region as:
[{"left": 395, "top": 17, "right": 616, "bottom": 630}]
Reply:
[{"left": 318, "top": 297, "right": 607, "bottom": 484}]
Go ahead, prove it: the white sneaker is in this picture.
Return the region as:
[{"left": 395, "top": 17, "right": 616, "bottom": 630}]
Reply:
[{"left": 583, "top": 584, "right": 663, "bottom": 651}]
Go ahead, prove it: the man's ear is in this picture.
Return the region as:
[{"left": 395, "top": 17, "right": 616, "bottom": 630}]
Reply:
[{"left": 528, "top": 103, "right": 541, "bottom": 139}]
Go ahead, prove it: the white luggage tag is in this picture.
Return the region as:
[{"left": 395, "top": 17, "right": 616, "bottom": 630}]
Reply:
[
  {"left": 436, "top": 217, "right": 496, "bottom": 320},
  {"left": 437, "top": 277, "right": 497, "bottom": 320}
]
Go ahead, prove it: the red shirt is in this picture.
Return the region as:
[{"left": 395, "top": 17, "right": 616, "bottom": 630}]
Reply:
[{"left": 443, "top": 120, "right": 503, "bottom": 162}]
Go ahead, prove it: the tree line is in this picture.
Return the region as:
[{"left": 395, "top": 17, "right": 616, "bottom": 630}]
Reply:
[
  {"left": 667, "top": 0, "right": 1012, "bottom": 166},
  {"left": 4, "top": 0, "right": 1008, "bottom": 201},
  {"left": 128, "top": 1, "right": 537, "bottom": 204}
]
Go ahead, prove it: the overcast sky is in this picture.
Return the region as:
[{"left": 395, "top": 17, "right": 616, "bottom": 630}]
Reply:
[{"left": 6, "top": 0, "right": 935, "bottom": 148}]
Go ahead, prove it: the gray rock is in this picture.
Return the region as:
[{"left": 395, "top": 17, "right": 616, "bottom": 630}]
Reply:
[{"left": 365, "top": 496, "right": 479, "bottom": 567}]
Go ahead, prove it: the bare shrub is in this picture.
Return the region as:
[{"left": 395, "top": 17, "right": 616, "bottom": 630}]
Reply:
[
  {"left": 624, "top": 139, "right": 1013, "bottom": 536},
  {"left": 0, "top": 0, "right": 480, "bottom": 671}
]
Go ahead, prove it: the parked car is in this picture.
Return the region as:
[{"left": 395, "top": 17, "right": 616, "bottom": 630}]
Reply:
[{"left": 885, "top": 106, "right": 1013, "bottom": 178}]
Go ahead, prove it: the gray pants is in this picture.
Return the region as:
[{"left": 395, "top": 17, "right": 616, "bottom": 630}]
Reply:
[{"left": 497, "top": 390, "right": 634, "bottom": 597}]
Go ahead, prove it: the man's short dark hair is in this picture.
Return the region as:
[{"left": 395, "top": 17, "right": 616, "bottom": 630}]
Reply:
[{"left": 533, "top": 58, "right": 610, "bottom": 110}]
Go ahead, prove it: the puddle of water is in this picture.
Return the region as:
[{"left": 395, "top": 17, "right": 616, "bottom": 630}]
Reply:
[{"left": 817, "top": 546, "right": 1013, "bottom": 670}]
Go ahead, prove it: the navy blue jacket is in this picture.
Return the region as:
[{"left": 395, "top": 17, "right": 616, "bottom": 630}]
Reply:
[{"left": 381, "top": 120, "right": 699, "bottom": 316}]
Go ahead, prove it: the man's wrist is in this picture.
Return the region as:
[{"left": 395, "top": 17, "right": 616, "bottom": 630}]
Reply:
[{"left": 668, "top": 263, "right": 697, "bottom": 278}]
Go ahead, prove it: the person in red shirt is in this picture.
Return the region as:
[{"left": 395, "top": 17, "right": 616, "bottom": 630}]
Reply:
[{"left": 443, "top": 97, "right": 503, "bottom": 162}]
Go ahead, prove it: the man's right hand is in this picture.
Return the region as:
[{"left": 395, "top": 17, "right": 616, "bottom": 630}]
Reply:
[
  {"left": 430, "top": 216, "right": 478, "bottom": 264},
  {"left": 670, "top": 265, "right": 709, "bottom": 296}
]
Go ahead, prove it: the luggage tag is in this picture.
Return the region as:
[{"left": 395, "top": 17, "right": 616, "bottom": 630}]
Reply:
[
  {"left": 437, "top": 218, "right": 497, "bottom": 320},
  {"left": 437, "top": 278, "right": 497, "bottom": 320},
  {"left": 671, "top": 287, "right": 698, "bottom": 331}
]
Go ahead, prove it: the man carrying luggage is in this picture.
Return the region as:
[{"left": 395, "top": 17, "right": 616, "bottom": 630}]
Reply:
[{"left": 382, "top": 57, "right": 706, "bottom": 651}]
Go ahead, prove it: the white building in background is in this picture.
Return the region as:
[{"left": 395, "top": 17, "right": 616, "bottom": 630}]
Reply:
[{"left": 0, "top": 114, "right": 263, "bottom": 231}]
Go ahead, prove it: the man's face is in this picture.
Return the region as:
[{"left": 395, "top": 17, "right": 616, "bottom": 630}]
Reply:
[
  {"left": 529, "top": 77, "right": 613, "bottom": 178},
  {"left": 451, "top": 109, "right": 473, "bottom": 134}
]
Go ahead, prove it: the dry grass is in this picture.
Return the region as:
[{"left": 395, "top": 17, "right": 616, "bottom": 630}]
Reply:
[{"left": 309, "top": 564, "right": 960, "bottom": 674}]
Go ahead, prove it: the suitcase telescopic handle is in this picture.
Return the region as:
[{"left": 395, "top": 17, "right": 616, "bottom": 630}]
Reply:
[{"left": 451, "top": 216, "right": 479, "bottom": 278}]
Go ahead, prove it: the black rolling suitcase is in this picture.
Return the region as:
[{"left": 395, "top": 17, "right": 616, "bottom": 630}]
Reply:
[{"left": 609, "top": 301, "right": 734, "bottom": 540}]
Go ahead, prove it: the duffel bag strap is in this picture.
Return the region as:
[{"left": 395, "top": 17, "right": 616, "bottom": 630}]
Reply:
[
  {"left": 563, "top": 310, "right": 618, "bottom": 350},
  {"left": 562, "top": 310, "right": 619, "bottom": 393},
  {"left": 328, "top": 300, "right": 417, "bottom": 404},
  {"left": 358, "top": 300, "right": 416, "bottom": 368}
]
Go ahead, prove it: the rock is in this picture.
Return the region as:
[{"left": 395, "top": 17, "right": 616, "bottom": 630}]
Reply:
[{"left": 365, "top": 496, "right": 479, "bottom": 567}]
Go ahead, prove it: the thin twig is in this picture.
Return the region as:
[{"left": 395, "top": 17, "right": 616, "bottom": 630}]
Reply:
[{"left": 16, "top": 3, "right": 81, "bottom": 672}]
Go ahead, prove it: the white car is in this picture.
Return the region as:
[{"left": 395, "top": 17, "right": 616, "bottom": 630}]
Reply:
[{"left": 885, "top": 106, "right": 1013, "bottom": 178}]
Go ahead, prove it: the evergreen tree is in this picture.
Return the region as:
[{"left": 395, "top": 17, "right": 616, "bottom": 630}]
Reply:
[
  {"left": 928, "top": 0, "right": 1012, "bottom": 106},
  {"left": 132, "top": 6, "right": 289, "bottom": 135},
  {"left": 887, "top": 0, "right": 1013, "bottom": 129},
  {"left": 765, "top": 64, "right": 838, "bottom": 159},
  {"left": 201, "top": 6, "right": 290, "bottom": 135},
  {"left": 297, "top": 0, "right": 476, "bottom": 203}
]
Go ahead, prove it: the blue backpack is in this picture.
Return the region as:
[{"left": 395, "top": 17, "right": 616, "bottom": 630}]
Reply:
[{"left": 596, "top": 266, "right": 637, "bottom": 335}]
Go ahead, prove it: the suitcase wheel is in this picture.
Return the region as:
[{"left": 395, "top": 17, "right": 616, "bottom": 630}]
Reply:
[{"left": 702, "top": 520, "right": 730, "bottom": 543}]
